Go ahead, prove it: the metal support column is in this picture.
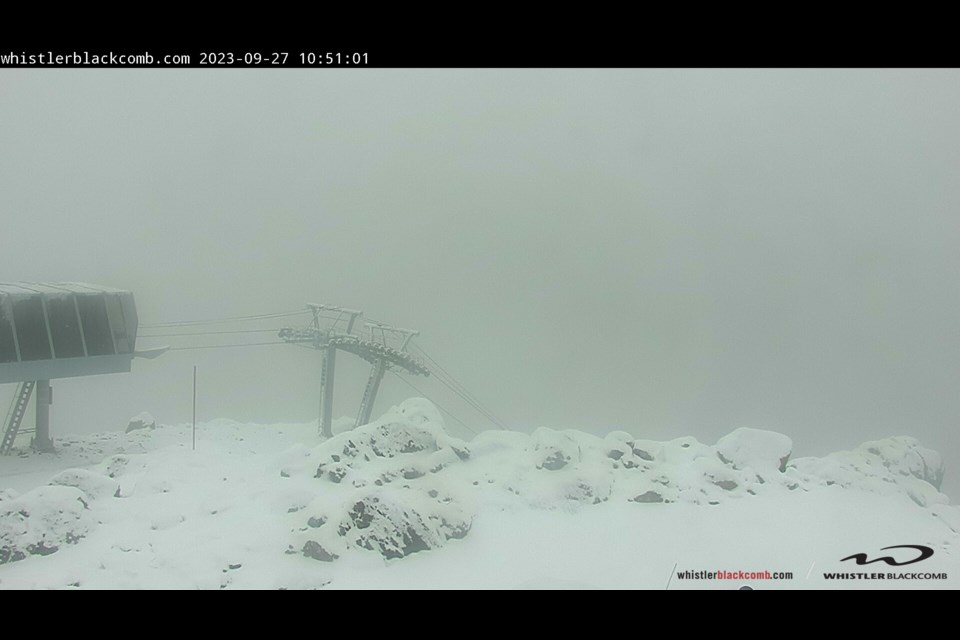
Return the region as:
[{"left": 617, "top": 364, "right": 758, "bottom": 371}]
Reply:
[
  {"left": 356, "top": 358, "right": 386, "bottom": 427},
  {"left": 33, "top": 379, "right": 53, "bottom": 452},
  {"left": 319, "top": 344, "right": 337, "bottom": 438}
]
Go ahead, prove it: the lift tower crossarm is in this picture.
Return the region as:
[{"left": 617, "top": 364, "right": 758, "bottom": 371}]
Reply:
[
  {"left": 364, "top": 322, "right": 420, "bottom": 351},
  {"left": 307, "top": 304, "right": 363, "bottom": 335}
]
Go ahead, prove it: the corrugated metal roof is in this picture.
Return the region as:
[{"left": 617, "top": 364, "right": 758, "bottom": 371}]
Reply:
[{"left": 0, "top": 282, "right": 130, "bottom": 296}]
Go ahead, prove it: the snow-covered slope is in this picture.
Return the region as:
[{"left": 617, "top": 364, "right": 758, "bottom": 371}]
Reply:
[{"left": 1, "top": 399, "right": 957, "bottom": 589}]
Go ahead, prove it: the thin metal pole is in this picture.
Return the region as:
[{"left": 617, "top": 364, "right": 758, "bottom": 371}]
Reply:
[{"left": 192, "top": 365, "right": 197, "bottom": 451}]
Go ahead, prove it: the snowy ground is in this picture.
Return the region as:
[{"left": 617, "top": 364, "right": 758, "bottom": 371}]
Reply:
[{"left": 1, "top": 399, "right": 958, "bottom": 590}]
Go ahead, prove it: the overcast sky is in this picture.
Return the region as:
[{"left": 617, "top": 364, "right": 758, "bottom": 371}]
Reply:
[{"left": 1, "top": 69, "right": 958, "bottom": 495}]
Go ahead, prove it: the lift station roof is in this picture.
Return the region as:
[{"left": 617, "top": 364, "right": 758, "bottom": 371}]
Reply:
[{"left": 0, "top": 282, "right": 142, "bottom": 384}]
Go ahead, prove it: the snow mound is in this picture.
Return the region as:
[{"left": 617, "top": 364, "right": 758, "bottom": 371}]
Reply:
[
  {"left": 531, "top": 427, "right": 581, "bottom": 471},
  {"left": 716, "top": 428, "right": 792, "bottom": 475},
  {"left": 0, "top": 486, "right": 94, "bottom": 564},
  {"left": 95, "top": 454, "right": 150, "bottom": 479},
  {"left": 49, "top": 468, "right": 120, "bottom": 500},
  {"left": 299, "top": 404, "right": 470, "bottom": 488},
  {"left": 788, "top": 437, "right": 948, "bottom": 507}
]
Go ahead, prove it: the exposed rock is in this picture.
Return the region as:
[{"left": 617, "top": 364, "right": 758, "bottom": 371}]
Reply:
[
  {"left": 300, "top": 487, "right": 472, "bottom": 561},
  {"left": 632, "top": 491, "right": 664, "bottom": 503},
  {"left": 540, "top": 451, "right": 569, "bottom": 471},
  {"left": 302, "top": 540, "right": 339, "bottom": 562},
  {"left": 125, "top": 412, "right": 157, "bottom": 433}
]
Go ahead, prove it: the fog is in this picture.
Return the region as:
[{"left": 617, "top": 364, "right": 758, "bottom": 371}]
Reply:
[{"left": 2, "top": 69, "right": 958, "bottom": 497}]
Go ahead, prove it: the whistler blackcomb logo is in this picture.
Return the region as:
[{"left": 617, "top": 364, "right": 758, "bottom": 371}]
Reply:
[
  {"left": 823, "top": 544, "right": 946, "bottom": 580},
  {"left": 841, "top": 545, "right": 934, "bottom": 567}
]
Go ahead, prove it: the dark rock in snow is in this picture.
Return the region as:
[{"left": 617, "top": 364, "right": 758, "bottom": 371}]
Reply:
[
  {"left": 539, "top": 451, "right": 569, "bottom": 471},
  {"left": 632, "top": 491, "right": 664, "bottom": 504},
  {"left": 302, "top": 541, "right": 339, "bottom": 562},
  {"left": 327, "top": 467, "right": 347, "bottom": 483},
  {"left": 307, "top": 490, "right": 472, "bottom": 561}
]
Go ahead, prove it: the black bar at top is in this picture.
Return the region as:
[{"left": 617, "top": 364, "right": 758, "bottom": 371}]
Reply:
[{"left": 0, "top": 30, "right": 955, "bottom": 69}]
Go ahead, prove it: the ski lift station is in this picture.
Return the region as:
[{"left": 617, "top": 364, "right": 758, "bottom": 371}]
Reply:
[{"left": 1, "top": 282, "right": 163, "bottom": 453}]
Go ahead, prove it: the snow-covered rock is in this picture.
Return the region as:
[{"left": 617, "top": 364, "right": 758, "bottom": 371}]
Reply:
[
  {"left": 0, "top": 486, "right": 94, "bottom": 564},
  {"left": 292, "top": 400, "right": 476, "bottom": 560},
  {"left": 299, "top": 486, "right": 471, "bottom": 561},
  {"left": 788, "top": 436, "right": 948, "bottom": 507},
  {"left": 49, "top": 468, "right": 120, "bottom": 500},
  {"left": 531, "top": 428, "right": 580, "bottom": 471},
  {"left": 289, "top": 401, "right": 954, "bottom": 563},
  {"left": 0, "top": 398, "right": 954, "bottom": 588},
  {"left": 126, "top": 412, "right": 158, "bottom": 433},
  {"left": 716, "top": 428, "right": 792, "bottom": 475},
  {"left": 292, "top": 405, "right": 806, "bottom": 559},
  {"left": 301, "top": 404, "right": 470, "bottom": 489},
  {"left": 95, "top": 453, "right": 149, "bottom": 479}
]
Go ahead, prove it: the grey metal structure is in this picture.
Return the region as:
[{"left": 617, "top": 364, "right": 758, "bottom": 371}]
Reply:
[
  {"left": 355, "top": 322, "right": 420, "bottom": 427},
  {"left": 279, "top": 304, "right": 429, "bottom": 438},
  {"left": 0, "top": 282, "right": 163, "bottom": 453},
  {"left": 0, "top": 381, "right": 35, "bottom": 454}
]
